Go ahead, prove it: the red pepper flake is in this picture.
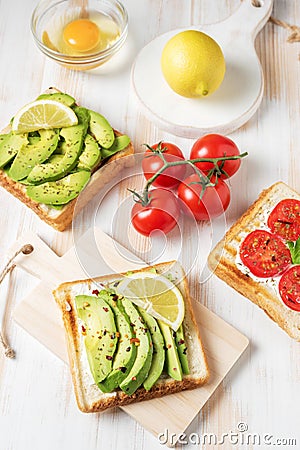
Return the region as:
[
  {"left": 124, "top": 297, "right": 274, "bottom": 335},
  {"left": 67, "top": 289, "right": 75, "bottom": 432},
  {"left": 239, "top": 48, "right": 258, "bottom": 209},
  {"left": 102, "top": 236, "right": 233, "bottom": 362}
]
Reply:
[
  {"left": 132, "top": 376, "right": 137, "bottom": 381},
  {"left": 106, "top": 355, "right": 113, "bottom": 361},
  {"left": 173, "top": 367, "right": 177, "bottom": 371},
  {"left": 130, "top": 338, "right": 140, "bottom": 345},
  {"left": 81, "top": 325, "right": 86, "bottom": 335},
  {"left": 103, "top": 307, "right": 109, "bottom": 312},
  {"left": 116, "top": 331, "right": 120, "bottom": 338},
  {"left": 92, "top": 289, "right": 99, "bottom": 295},
  {"left": 178, "top": 339, "right": 184, "bottom": 346},
  {"left": 167, "top": 344, "right": 172, "bottom": 349}
]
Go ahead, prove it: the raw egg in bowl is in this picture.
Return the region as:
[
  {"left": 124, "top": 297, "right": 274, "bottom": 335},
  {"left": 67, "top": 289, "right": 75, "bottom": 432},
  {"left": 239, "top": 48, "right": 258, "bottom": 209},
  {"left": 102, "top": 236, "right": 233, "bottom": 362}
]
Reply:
[{"left": 31, "top": 0, "right": 128, "bottom": 70}]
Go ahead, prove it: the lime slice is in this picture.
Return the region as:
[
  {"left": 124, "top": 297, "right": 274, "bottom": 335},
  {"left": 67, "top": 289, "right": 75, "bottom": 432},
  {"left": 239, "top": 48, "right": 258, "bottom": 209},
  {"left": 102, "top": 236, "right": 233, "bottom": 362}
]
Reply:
[
  {"left": 11, "top": 100, "right": 78, "bottom": 133},
  {"left": 115, "top": 272, "right": 184, "bottom": 331}
]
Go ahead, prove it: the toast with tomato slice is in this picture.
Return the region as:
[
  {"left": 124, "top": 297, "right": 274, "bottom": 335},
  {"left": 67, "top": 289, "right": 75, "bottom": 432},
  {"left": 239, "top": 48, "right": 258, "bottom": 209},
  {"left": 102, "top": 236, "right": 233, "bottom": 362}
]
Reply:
[{"left": 208, "top": 182, "right": 300, "bottom": 341}]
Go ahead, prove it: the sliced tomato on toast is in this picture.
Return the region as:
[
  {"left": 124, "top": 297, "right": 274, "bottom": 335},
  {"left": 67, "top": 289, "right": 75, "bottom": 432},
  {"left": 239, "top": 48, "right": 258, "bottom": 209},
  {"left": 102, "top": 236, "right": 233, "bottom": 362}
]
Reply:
[
  {"left": 267, "top": 199, "right": 300, "bottom": 241},
  {"left": 240, "top": 230, "right": 291, "bottom": 278},
  {"left": 279, "top": 265, "right": 300, "bottom": 311}
]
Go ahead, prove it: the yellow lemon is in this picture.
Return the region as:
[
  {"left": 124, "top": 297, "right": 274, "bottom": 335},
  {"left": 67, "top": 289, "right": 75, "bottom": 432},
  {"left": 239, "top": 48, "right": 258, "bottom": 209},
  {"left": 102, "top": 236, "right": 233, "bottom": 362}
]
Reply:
[{"left": 161, "top": 30, "right": 226, "bottom": 98}]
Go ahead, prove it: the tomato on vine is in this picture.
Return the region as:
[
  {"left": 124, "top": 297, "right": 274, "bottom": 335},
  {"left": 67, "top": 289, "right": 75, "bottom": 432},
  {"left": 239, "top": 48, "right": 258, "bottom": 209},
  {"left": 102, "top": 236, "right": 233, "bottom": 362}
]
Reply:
[
  {"left": 142, "top": 142, "right": 186, "bottom": 188},
  {"left": 190, "top": 134, "right": 241, "bottom": 179},
  {"left": 131, "top": 188, "right": 180, "bottom": 236},
  {"left": 177, "top": 174, "right": 230, "bottom": 221}
]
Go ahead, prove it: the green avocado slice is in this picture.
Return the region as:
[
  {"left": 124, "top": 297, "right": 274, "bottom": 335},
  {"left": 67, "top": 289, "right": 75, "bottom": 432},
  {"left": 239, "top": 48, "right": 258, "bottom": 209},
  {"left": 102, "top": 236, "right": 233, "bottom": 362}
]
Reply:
[
  {"left": 37, "top": 92, "right": 76, "bottom": 107},
  {"left": 101, "top": 135, "right": 131, "bottom": 159},
  {"left": 9, "top": 129, "right": 59, "bottom": 181},
  {"left": 89, "top": 110, "right": 114, "bottom": 149},
  {"left": 98, "top": 293, "right": 137, "bottom": 393},
  {"left": 175, "top": 324, "right": 189, "bottom": 375},
  {"left": 0, "top": 132, "right": 28, "bottom": 169},
  {"left": 27, "top": 107, "right": 89, "bottom": 184},
  {"left": 26, "top": 170, "right": 90, "bottom": 205},
  {"left": 119, "top": 300, "right": 153, "bottom": 396},
  {"left": 75, "top": 295, "right": 118, "bottom": 385},
  {"left": 158, "top": 320, "right": 183, "bottom": 381},
  {"left": 138, "top": 308, "right": 165, "bottom": 391},
  {"left": 77, "top": 133, "right": 101, "bottom": 171}
]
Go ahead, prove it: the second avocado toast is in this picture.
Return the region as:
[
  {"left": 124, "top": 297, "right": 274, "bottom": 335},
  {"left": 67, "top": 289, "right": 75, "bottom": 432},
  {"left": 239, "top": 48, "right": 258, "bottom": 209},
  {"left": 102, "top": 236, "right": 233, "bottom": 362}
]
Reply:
[
  {"left": 53, "top": 261, "right": 209, "bottom": 412},
  {"left": 0, "top": 87, "right": 134, "bottom": 231}
]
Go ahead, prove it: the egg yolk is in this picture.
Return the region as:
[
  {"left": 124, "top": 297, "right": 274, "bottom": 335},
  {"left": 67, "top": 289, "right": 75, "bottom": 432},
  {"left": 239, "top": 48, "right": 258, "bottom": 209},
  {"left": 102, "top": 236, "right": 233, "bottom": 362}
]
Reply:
[{"left": 63, "top": 19, "right": 100, "bottom": 52}]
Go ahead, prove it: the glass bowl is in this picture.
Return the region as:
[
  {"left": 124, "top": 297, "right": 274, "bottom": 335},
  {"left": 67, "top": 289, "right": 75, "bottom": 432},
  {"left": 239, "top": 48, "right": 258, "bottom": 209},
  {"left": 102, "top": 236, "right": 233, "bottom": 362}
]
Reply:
[{"left": 31, "top": 0, "right": 128, "bottom": 71}]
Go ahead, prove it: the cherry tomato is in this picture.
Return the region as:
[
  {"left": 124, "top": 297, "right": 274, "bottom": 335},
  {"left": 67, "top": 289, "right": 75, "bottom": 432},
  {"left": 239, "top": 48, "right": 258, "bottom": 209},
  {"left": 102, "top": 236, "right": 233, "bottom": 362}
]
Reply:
[
  {"left": 190, "top": 134, "right": 241, "bottom": 179},
  {"left": 267, "top": 199, "right": 300, "bottom": 242},
  {"left": 142, "top": 142, "right": 186, "bottom": 188},
  {"left": 240, "top": 230, "right": 291, "bottom": 278},
  {"left": 279, "top": 265, "right": 300, "bottom": 311},
  {"left": 131, "top": 188, "right": 180, "bottom": 236},
  {"left": 177, "top": 174, "right": 230, "bottom": 221}
]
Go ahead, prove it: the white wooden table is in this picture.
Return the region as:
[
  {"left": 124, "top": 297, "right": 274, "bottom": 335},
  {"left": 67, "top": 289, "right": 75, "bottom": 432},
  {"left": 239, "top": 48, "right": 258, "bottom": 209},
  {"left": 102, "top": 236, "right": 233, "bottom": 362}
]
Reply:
[{"left": 0, "top": 1, "right": 300, "bottom": 449}]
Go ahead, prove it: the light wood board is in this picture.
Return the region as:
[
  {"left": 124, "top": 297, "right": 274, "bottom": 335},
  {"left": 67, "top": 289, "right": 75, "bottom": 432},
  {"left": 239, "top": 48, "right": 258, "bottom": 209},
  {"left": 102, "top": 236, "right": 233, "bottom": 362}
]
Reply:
[
  {"left": 132, "top": 0, "right": 273, "bottom": 138},
  {"left": 10, "top": 229, "right": 249, "bottom": 446}
]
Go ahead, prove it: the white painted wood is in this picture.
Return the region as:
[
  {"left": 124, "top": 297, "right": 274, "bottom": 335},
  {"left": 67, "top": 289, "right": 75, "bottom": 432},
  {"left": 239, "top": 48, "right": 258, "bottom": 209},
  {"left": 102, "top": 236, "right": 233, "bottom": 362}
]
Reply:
[
  {"left": 11, "top": 230, "right": 248, "bottom": 446},
  {"left": 0, "top": 1, "right": 300, "bottom": 450},
  {"left": 132, "top": 0, "right": 273, "bottom": 138}
]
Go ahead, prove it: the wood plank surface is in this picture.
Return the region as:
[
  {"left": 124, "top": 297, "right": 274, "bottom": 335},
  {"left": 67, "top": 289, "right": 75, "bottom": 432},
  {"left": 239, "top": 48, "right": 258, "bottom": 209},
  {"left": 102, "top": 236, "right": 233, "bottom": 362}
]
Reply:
[{"left": 0, "top": 1, "right": 300, "bottom": 450}]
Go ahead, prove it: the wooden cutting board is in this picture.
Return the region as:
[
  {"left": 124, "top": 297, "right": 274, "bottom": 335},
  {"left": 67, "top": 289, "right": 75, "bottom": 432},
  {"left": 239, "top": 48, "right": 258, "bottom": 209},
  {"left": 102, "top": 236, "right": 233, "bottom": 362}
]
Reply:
[
  {"left": 132, "top": 0, "right": 273, "bottom": 138},
  {"left": 10, "top": 228, "right": 249, "bottom": 447}
]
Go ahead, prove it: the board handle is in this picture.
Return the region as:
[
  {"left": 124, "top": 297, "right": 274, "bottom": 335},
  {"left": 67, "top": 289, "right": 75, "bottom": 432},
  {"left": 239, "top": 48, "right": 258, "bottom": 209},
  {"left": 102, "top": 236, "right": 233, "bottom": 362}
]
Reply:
[
  {"left": 224, "top": 0, "right": 273, "bottom": 39},
  {"left": 6, "top": 233, "right": 62, "bottom": 282}
]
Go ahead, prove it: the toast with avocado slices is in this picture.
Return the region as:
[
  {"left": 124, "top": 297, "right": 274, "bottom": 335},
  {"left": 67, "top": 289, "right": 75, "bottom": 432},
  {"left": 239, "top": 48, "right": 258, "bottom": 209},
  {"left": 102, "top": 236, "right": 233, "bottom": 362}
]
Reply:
[
  {"left": 53, "top": 261, "right": 209, "bottom": 413},
  {"left": 208, "top": 182, "right": 300, "bottom": 341},
  {"left": 0, "top": 87, "right": 134, "bottom": 231}
]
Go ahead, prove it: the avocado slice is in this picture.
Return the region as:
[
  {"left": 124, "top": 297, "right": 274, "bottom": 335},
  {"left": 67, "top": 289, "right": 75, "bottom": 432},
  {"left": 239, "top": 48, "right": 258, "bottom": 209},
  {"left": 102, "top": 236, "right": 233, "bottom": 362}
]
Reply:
[
  {"left": 77, "top": 134, "right": 101, "bottom": 171},
  {"left": 26, "top": 170, "right": 90, "bottom": 205},
  {"left": 138, "top": 308, "right": 165, "bottom": 391},
  {"left": 119, "top": 300, "right": 153, "bottom": 396},
  {"left": 8, "top": 129, "right": 59, "bottom": 181},
  {"left": 158, "top": 320, "right": 183, "bottom": 381},
  {"left": 75, "top": 295, "right": 118, "bottom": 385},
  {"left": 101, "top": 135, "right": 131, "bottom": 159},
  {"left": 175, "top": 324, "right": 189, "bottom": 375},
  {"left": 37, "top": 92, "right": 76, "bottom": 107},
  {"left": 0, "top": 132, "right": 27, "bottom": 169},
  {"left": 27, "top": 107, "right": 89, "bottom": 184},
  {"left": 28, "top": 136, "right": 41, "bottom": 145},
  {"left": 89, "top": 110, "right": 114, "bottom": 149},
  {"left": 0, "top": 134, "right": 8, "bottom": 144},
  {"left": 98, "top": 293, "right": 137, "bottom": 393},
  {"left": 46, "top": 153, "right": 64, "bottom": 165}
]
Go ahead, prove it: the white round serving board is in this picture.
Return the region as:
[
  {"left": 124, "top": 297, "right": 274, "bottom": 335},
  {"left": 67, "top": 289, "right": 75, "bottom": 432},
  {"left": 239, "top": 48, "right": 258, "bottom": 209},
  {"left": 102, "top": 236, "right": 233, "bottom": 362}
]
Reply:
[{"left": 131, "top": 0, "right": 273, "bottom": 138}]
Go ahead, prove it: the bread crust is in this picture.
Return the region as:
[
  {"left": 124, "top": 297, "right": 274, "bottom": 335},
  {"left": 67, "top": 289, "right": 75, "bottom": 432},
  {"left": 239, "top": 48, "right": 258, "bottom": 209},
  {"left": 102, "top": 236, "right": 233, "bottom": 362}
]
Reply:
[
  {"left": 0, "top": 88, "right": 134, "bottom": 231},
  {"left": 53, "top": 261, "right": 210, "bottom": 413},
  {"left": 208, "top": 182, "right": 300, "bottom": 341}
]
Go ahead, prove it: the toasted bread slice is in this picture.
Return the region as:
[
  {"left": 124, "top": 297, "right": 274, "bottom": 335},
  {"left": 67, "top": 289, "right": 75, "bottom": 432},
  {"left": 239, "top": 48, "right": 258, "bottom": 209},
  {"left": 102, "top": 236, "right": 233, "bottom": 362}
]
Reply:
[
  {"left": 0, "top": 87, "right": 134, "bottom": 231},
  {"left": 53, "top": 261, "right": 209, "bottom": 413},
  {"left": 208, "top": 182, "right": 300, "bottom": 341}
]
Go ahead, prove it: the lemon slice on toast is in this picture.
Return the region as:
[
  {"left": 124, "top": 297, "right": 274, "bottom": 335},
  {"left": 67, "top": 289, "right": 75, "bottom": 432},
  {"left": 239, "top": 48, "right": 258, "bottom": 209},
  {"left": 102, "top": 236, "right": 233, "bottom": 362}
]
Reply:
[
  {"left": 115, "top": 272, "right": 184, "bottom": 331},
  {"left": 11, "top": 100, "right": 78, "bottom": 133}
]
